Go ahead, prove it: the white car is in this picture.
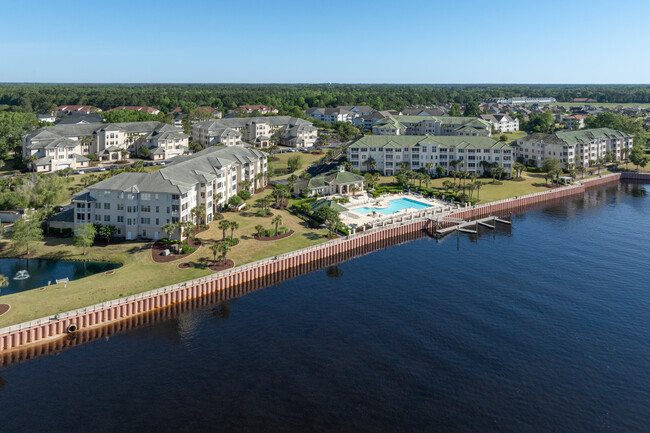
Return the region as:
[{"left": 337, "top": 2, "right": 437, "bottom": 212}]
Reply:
[
  {"left": 97, "top": 167, "right": 107, "bottom": 171},
  {"left": 74, "top": 170, "right": 85, "bottom": 175}
]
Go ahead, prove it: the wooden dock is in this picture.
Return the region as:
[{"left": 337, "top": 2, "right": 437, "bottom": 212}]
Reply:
[{"left": 432, "top": 216, "right": 511, "bottom": 236}]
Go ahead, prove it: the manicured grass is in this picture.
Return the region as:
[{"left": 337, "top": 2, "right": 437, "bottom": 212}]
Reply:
[
  {"left": 498, "top": 131, "right": 528, "bottom": 143},
  {"left": 0, "top": 188, "right": 328, "bottom": 327},
  {"left": 376, "top": 171, "right": 566, "bottom": 203},
  {"left": 268, "top": 151, "right": 323, "bottom": 179}
]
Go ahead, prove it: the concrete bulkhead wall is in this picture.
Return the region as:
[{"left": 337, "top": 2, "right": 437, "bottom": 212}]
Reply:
[{"left": 0, "top": 172, "right": 646, "bottom": 354}]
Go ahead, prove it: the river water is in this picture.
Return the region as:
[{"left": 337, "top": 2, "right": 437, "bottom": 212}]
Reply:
[{"left": 0, "top": 182, "right": 648, "bottom": 432}]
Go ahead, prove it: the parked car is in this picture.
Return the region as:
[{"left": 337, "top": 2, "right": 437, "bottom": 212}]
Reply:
[
  {"left": 97, "top": 167, "right": 107, "bottom": 171},
  {"left": 74, "top": 170, "right": 85, "bottom": 175}
]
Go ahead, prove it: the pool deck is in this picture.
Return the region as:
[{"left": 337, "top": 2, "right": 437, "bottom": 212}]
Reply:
[{"left": 340, "top": 193, "right": 448, "bottom": 226}]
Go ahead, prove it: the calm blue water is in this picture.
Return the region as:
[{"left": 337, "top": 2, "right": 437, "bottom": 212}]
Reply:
[
  {"left": 353, "top": 197, "right": 432, "bottom": 215},
  {"left": 0, "top": 182, "right": 648, "bottom": 433},
  {"left": 0, "top": 259, "right": 120, "bottom": 296}
]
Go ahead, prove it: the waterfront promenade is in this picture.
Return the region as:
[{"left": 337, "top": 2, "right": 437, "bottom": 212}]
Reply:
[{"left": 1, "top": 172, "right": 647, "bottom": 353}]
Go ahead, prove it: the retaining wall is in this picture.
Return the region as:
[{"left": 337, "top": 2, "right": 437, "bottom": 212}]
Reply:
[{"left": 0, "top": 172, "right": 641, "bottom": 354}]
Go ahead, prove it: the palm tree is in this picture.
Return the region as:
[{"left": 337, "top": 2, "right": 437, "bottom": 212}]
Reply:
[
  {"left": 399, "top": 161, "right": 409, "bottom": 171},
  {"left": 479, "top": 160, "right": 491, "bottom": 175},
  {"left": 217, "top": 241, "right": 231, "bottom": 262},
  {"left": 162, "top": 222, "right": 176, "bottom": 241},
  {"left": 218, "top": 219, "right": 230, "bottom": 241},
  {"left": 350, "top": 185, "right": 359, "bottom": 196},
  {"left": 209, "top": 243, "right": 220, "bottom": 265},
  {"left": 475, "top": 181, "right": 484, "bottom": 201},
  {"left": 271, "top": 215, "right": 283, "bottom": 236},
  {"left": 229, "top": 221, "right": 239, "bottom": 241},
  {"left": 424, "top": 161, "right": 433, "bottom": 176},
  {"left": 513, "top": 162, "right": 526, "bottom": 179},
  {"left": 254, "top": 224, "right": 265, "bottom": 237},
  {"left": 191, "top": 206, "right": 206, "bottom": 226},
  {"left": 0, "top": 274, "right": 8, "bottom": 288},
  {"left": 436, "top": 165, "right": 446, "bottom": 178},
  {"left": 182, "top": 221, "right": 195, "bottom": 245},
  {"left": 254, "top": 172, "right": 264, "bottom": 189},
  {"left": 364, "top": 156, "right": 377, "bottom": 172},
  {"left": 239, "top": 179, "right": 252, "bottom": 192}
]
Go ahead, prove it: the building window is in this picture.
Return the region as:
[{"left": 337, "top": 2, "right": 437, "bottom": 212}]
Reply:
[
  {"left": 104, "top": 203, "right": 110, "bottom": 210},
  {"left": 117, "top": 216, "right": 124, "bottom": 223},
  {"left": 104, "top": 215, "right": 110, "bottom": 222}
]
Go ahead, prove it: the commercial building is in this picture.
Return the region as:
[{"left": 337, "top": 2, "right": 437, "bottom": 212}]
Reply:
[
  {"left": 348, "top": 135, "right": 513, "bottom": 176},
  {"left": 70, "top": 146, "right": 267, "bottom": 240}
]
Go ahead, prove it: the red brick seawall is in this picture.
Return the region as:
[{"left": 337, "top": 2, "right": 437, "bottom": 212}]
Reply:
[{"left": 0, "top": 172, "right": 645, "bottom": 354}]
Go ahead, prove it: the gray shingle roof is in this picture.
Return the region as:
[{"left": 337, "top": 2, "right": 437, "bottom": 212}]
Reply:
[{"left": 85, "top": 146, "right": 267, "bottom": 195}]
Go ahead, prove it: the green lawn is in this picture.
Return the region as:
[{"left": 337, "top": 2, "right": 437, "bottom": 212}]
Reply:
[
  {"left": 268, "top": 151, "right": 324, "bottom": 179},
  {"left": 497, "top": 131, "right": 528, "bottom": 143},
  {"left": 0, "top": 188, "right": 328, "bottom": 327}
]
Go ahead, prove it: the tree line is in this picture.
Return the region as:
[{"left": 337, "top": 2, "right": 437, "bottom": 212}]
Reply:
[{"left": 2, "top": 84, "right": 650, "bottom": 115}]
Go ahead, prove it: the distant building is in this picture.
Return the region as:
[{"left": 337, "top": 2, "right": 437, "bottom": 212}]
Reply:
[
  {"left": 111, "top": 106, "right": 161, "bottom": 115},
  {"left": 572, "top": 98, "right": 597, "bottom": 103},
  {"left": 479, "top": 114, "right": 519, "bottom": 133},
  {"left": 23, "top": 121, "right": 189, "bottom": 172},
  {"left": 36, "top": 113, "right": 56, "bottom": 123},
  {"left": 231, "top": 105, "right": 279, "bottom": 116},
  {"left": 483, "top": 97, "right": 556, "bottom": 105},
  {"left": 293, "top": 168, "right": 365, "bottom": 196},
  {"left": 305, "top": 107, "right": 356, "bottom": 124},
  {"left": 192, "top": 116, "right": 317, "bottom": 148},
  {"left": 372, "top": 115, "right": 491, "bottom": 137},
  {"left": 563, "top": 114, "right": 588, "bottom": 130},
  {"left": 57, "top": 105, "right": 101, "bottom": 116},
  {"left": 56, "top": 113, "right": 103, "bottom": 125},
  {"left": 513, "top": 128, "right": 633, "bottom": 168}
]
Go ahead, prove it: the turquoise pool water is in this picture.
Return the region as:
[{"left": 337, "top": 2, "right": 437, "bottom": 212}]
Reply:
[{"left": 353, "top": 198, "right": 432, "bottom": 215}]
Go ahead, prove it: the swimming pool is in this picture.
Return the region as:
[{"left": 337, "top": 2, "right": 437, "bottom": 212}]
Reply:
[{"left": 352, "top": 198, "right": 432, "bottom": 215}]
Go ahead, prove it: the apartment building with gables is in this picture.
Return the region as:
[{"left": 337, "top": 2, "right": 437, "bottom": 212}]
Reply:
[
  {"left": 513, "top": 128, "right": 633, "bottom": 168},
  {"left": 22, "top": 121, "right": 189, "bottom": 172},
  {"left": 348, "top": 135, "right": 513, "bottom": 176},
  {"left": 372, "top": 115, "right": 492, "bottom": 137},
  {"left": 70, "top": 146, "right": 267, "bottom": 240},
  {"left": 191, "top": 116, "right": 317, "bottom": 148}
]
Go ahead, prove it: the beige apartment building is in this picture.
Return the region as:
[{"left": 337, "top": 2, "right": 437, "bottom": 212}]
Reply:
[
  {"left": 513, "top": 128, "right": 633, "bottom": 168},
  {"left": 23, "top": 121, "right": 189, "bottom": 172},
  {"left": 191, "top": 116, "right": 317, "bottom": 148},
  {"left": 348, "top": 135, "right": 513, "bottom": 176},
  {"left": 69, "top": 146, "right": 267, "bottom": 240},
  {"left": 372, "top": 115, "right": 492, "bottom": 137}
]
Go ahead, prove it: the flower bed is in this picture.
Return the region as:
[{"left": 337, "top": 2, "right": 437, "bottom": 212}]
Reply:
[{"left": 151, "top": 238, "right": 200, "bottom": 263}]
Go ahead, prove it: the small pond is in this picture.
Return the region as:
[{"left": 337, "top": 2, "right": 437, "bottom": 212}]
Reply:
[{"left": 0, "top": 258, "right": 120, "bottom": 296}]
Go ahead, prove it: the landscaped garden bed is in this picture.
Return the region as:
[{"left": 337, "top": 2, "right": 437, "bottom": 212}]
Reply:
[
  {"left": 208, "top": 259, "right": 235, "bottom": 272},
  {"left": 254, "top": 230, "right": 294, "bottom": 241},
  {"left": 0, "top": 304, "right": 10, "bottom": 317},
  {"left": 151, "top": 238, "right": 201, "bottom": 263}
]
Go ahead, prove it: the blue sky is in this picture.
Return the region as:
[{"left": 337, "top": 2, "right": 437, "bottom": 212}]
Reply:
[{"left": 0, "top": 0, "right": 648, "bottom": 83}]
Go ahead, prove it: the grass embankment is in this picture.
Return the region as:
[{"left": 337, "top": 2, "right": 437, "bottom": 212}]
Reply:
[{"left": 0, "top": 188, "right": 327, "bottom": 327}]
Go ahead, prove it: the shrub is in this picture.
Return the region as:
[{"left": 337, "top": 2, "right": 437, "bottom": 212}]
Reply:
[
  {"left": 62, "top": 228, "right": 73, "bottom": 237},
  {"left": 237, "top": 190, "right": 251, "bottom": 200},
  {"left": 181, "top": 244, "right": 196, "bottom": 254},
  {"left": 278, "top": 226, "right": 289, "bottom": 235},
  {"left": 49, "top": 227, "right": 61, "bottom": 235},
  {"left": 256, "top": 208, "right": 271, "bottom": 216},
  {"left": 229, "top": 195, "right": 243, "bottom": 207},
  {"left": 227, "top": 237, "right": 239, "bottom": 246}
]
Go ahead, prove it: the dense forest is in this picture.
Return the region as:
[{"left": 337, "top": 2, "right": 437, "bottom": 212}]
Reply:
[{"left": 1, "top": 84, "right": 650, "bottom": 114}]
